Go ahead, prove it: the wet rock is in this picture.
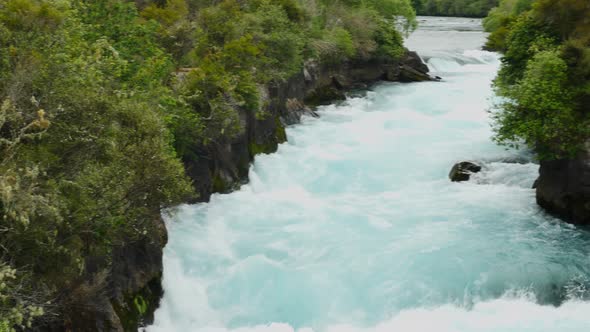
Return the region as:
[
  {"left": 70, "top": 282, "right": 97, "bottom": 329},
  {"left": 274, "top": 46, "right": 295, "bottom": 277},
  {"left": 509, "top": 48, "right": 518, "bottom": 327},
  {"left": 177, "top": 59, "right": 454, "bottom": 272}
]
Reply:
[
  {"left": 402, "top": 51, "right": 430, "bottom": 74},
  {"left": 184, "top": 50, "right": 435, "bottom": 203},
  {"left": 536, "top": 142, "right": 590, "bottom": 225},
  {"left": 449, "top": 161, "right": 482, "bottom": 182},
  {"left": 43, "top": 215, "right": 168, "bottom": 332},
  {"left": 398, "top": 64, "right": 434, "bottom": 82},
  {"left": 496, "top": 156, "right": 532, "bottom": 164}
]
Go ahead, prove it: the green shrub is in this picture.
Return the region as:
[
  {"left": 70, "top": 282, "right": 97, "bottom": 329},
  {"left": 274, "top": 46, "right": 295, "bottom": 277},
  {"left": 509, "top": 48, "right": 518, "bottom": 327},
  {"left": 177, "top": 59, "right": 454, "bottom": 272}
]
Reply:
[
  {"left": 310, "top": 27, "right": 355, "bottom": 63},
  {"left": 375, "top": 18, "right": 405, "bottom": 59},
  {"left": 493, "top": 49, "right": 588, "bottom": 157},
  {"left": 488, "top": 0, "right": 590, "bottom": 159}
]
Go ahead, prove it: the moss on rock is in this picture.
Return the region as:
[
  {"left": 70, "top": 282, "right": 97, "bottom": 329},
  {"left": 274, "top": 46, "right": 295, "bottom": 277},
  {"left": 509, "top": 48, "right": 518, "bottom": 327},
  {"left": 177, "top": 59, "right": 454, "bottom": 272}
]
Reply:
[{"left": 112, "top": 277, "right": 162, "bottom": 331}]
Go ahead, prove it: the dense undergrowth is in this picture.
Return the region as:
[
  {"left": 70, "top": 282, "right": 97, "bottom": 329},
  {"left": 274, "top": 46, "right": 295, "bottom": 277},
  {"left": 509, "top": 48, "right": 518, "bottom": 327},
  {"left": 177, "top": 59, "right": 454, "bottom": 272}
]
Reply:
[
  {"left": 0, "top": 0, "right": 417, "bottom": 329},
  {"left": 484, "top": 0, "right": 590, "bottom": 159}
]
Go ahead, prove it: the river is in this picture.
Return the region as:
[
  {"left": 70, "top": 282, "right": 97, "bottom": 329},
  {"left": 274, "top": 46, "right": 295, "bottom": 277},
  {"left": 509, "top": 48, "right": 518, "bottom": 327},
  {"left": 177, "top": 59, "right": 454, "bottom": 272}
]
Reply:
[{"left": 148, "top": 17, "right": 590, "bottom": 332}]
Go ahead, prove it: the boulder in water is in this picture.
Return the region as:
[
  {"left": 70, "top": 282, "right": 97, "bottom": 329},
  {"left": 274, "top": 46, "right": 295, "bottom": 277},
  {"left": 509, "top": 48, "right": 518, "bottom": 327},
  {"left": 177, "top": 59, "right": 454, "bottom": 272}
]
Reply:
[
  {"left": 386, "top": 51, "right": 439, "bottom": 82},
  {"left": 449, "top": 161, "right": 482, "bottom": 182},
  {"left": 403, "top": 51, "right": 430, "bottom": 74},
  {"left": 398, "top": 64, "right": 434, "bottom": 82}
]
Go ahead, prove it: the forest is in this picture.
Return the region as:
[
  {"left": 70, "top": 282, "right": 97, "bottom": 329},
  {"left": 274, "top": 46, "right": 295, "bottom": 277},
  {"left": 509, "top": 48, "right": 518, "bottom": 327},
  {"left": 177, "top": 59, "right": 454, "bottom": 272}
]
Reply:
[
  {"left": 412, "top": 0, "right": 499, "bottom": 18},
  {"left": 0, "top": 0, "right": 416, "bottom": 329}
]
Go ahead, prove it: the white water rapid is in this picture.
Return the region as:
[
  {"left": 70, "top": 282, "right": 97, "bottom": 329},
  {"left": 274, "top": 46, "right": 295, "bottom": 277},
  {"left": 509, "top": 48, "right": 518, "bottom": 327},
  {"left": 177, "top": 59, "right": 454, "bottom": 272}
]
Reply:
[{"left": 148, "top": 17, "right": 590, "bottom": 332}]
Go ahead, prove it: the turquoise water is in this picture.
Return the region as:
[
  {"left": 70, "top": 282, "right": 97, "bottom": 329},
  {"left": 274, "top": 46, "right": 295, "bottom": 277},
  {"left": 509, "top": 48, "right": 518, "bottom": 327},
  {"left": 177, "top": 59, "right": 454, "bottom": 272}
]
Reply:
[{"left": 148, "top": 18, "right": 590, "bottom": 332}]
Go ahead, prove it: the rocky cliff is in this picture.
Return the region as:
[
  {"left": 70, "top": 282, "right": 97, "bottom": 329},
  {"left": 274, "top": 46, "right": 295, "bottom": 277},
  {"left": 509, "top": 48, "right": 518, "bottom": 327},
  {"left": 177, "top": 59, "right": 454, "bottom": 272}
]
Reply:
[
  {"left": 536, "top": 142, "right": 590, "bottom": 225},
  {"left": 184, "top": 51, "right": 434, "bottom": 202},
  {"left": 45, "top": 50, "right": 433, "bottom": 332}
]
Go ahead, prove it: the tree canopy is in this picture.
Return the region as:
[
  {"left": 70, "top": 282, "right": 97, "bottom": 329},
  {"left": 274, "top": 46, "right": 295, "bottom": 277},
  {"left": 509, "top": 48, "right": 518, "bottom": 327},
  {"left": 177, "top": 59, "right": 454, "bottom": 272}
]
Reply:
[
  {"left": 412, "top": 0, "right": 499, "bottom": 18},
  {"left": 486, "top": 0, "right": 590, "bottom": 159}
]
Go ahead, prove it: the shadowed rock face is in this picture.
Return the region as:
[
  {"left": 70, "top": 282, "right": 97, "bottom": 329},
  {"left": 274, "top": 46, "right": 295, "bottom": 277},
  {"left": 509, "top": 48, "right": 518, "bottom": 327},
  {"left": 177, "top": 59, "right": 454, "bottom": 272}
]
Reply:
[
  {"left": 39, "top": 215, "right": 166, "bottom": 332},
  {"left": 449, "top": 161, "right": 482, "bottom": 182},
  {"left": 536, "top": 143, "right": 590, "bottom": 225},
  {"left": 184, "top": 50, "right": 435, "bottom": 203}
]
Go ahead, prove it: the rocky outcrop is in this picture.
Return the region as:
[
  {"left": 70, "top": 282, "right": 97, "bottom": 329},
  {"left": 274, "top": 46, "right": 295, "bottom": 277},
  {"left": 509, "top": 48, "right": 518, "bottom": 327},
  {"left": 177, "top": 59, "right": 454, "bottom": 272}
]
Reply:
[
  {"left": 38, "top": 215, "right": 166, "bottom": 332},
  {"left": 449, "top": 161, "right": 482, "bottom": 182},
  {"left": 185, "top": 50, "right": 435, "bottom": 202},
  {"left": 536, "top": 142, "right": 590, "bottom": 225}
]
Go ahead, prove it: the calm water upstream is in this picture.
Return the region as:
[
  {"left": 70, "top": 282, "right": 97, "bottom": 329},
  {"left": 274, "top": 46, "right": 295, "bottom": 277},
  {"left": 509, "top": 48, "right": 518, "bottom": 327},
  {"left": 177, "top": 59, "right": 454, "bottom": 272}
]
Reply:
[{"left": 148, "top": 17, "right": 590, "bottom": 332}]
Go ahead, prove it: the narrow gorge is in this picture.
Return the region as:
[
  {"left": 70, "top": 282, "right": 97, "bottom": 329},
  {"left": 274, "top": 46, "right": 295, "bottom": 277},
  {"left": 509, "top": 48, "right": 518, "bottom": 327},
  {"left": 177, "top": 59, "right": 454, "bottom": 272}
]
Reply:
[
  {"left": 2, "top": 0, "right": 589, "bottom": 329},
  {"left": 146, "top": 17, "right": 590, "bottom": 332}
]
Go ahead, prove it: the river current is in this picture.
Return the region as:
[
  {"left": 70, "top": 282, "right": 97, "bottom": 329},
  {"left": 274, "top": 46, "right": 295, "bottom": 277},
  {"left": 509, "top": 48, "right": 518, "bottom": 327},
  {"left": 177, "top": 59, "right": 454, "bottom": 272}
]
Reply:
[{"left": 148, "top": 17, "right": 590, "bottom": 332}]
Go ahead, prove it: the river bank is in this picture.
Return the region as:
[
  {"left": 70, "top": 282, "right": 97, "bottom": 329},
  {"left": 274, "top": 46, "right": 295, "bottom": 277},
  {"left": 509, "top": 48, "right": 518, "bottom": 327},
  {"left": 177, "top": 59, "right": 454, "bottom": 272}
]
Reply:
[{"left": 54, "top": 51, "right": 434, "bottom": 331}]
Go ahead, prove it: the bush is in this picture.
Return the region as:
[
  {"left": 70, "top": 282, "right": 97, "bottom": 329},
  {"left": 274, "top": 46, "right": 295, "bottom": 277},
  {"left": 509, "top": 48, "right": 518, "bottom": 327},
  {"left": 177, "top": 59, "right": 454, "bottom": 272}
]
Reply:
[
  {"left": 310, "top": 27, "right": 355, "bottom": 63},
  {"left": 483, "top": 0, "right": 533, "bottom": 51},
  {"left": 365, "top": 0, "right": 417, "bottom": 33},
  {"left": 488, "top": 0, "right": 590, "bottom": 159},
  {"left": 495, "top": 15, "right": 558, "bottom": 86},
  {"left": 1, "top": 1, "right": 192, "bottom": 328},
  {"left": 493, "top": 49, "right": 588, "bottom": 157},
  {"left": 375, "top": 18, "right": 405, "bottom": 59}
]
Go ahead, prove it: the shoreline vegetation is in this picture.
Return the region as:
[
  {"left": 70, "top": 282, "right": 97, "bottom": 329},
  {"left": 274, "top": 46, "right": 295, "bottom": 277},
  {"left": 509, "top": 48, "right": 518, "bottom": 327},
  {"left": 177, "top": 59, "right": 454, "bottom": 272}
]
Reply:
[
  {"left": 0, "top": 0, "right": 425, "bottom": 330},
  {"left": 412, "top": 0, "right": 499, "bottom": 18},
  {"left": 483, "top": 0, "right": 590, "bottom": 224},
  {"left": 485, "top": 0, "right": 590, "bottom": 159}
]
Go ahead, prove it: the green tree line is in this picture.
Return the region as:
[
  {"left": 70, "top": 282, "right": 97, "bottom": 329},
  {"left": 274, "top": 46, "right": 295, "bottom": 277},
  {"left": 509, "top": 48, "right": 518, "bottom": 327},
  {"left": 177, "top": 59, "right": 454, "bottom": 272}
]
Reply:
[
  {"left": 484, "top": 0, "right": 590, "bottom": 159},
  {"left": 0, "top": 0, "right": 416, "bottom": 329},
  {"left": 412, "top": 0, "right": 499, "bottom": 18}
]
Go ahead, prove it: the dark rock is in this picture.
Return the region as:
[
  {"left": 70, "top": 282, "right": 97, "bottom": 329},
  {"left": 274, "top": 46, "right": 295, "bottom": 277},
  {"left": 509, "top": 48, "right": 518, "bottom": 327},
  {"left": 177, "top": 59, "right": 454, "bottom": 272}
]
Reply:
[
  {"left": 385, "top": 65, "right": 401, "bottom": 81},
  {"left": 449, "top": 161, "right": 482, "bottom": 182},
  {"left": 283, "top": 98, "right": 319, "bottom": 124},
  {"left": 183, "top": 49, "right": 433, "bottom": 203},
  {"left": 398, "top": 64, "right": 434, "bottom": 82},
  {"left": 535, "top": 143, "right": 590, "bottom": 225},
  {"left": 39, "top": 215, "right": 167, "bottom": 332},
  {"left": 107, "top": 218, "right": 167, "bottom": 332},
  {"left": 386, "top": 51, "right": 436, "bottom": 82},
  {"left": 402, "top": 51, "right": 430, "bottom": 74}
]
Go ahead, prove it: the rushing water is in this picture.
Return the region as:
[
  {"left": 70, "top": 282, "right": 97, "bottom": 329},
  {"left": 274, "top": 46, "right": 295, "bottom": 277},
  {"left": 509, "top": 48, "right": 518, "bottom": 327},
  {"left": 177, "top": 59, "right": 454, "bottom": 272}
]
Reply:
[{"left": 148, "top": 17, "right": 590, "bottom": 332}]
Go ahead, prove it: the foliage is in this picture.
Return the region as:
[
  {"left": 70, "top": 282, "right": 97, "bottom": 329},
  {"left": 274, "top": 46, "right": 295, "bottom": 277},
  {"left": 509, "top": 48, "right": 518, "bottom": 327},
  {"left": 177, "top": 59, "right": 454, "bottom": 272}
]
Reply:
[
  {"left": 0, "top": 264, "right": 44, "bottom": 331},
  {"left": 413, "top": 0, "right": 499, "bottom": 18},
  {"left": 365, "top": 0, "right": 417, "bottom": 33},
  {"left": 487, "top": 0, "right": 590, "bottom": 159},
  {"left": 375, "top": 18, "right": 405, "bottom": 59},
  {"left": 482, "top": 0, "right": 533, "bottom": 50},
  {"left": 310, "top": 27, "right": 356, "bottom": 63},
  {"left": 493, "top": 49, "right": 587, "bottom": 157},
  {"left": 495, "top": 14, "right": 557, "bottom": 85},
  {"left": 0, "top": 0, "right": 192, "bottom": 328}
]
